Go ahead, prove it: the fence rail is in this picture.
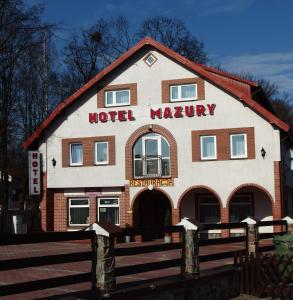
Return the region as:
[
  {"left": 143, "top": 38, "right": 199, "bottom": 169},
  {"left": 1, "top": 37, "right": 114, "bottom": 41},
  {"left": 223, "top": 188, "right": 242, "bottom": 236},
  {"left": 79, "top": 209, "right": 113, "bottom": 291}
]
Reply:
[{"left": 0, "top": 230, "right": 97, "bottom": 297}]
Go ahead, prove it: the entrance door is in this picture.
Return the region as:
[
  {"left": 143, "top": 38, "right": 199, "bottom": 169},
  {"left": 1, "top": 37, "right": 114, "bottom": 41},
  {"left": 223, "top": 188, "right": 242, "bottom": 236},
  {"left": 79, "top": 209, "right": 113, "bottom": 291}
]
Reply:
[{"left": 133, "top": 189, "right": 172, "bottom": 240}]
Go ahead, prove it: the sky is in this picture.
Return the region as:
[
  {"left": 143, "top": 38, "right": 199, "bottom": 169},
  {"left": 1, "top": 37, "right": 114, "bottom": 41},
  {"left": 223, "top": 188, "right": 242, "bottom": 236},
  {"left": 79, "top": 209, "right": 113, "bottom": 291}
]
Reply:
[{"left": 26, "top": 0, "right": 293, "bottom": 98}]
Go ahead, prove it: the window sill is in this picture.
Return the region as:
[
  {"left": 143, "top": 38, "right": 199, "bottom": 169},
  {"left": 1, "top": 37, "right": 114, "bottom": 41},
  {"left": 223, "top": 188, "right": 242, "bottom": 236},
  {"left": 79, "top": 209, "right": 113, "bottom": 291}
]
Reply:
[
  {"left": 95, "top": 162, "right": 109, "bottom": 166},
  {"left": 104, "top": 103, "right": 131, "bottom": 108},
  {"left": 170, "top": 98, "right": 197, "bottom": 103},
  {"left": 69, "top": 164, "right": 83, "bottom": 167}
]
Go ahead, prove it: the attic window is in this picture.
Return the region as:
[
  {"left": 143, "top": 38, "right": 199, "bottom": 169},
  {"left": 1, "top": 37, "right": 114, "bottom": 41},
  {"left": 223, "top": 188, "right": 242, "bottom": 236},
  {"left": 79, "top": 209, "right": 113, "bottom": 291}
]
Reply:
[{"left": 144, "top": 53, "right": 157, "bottom": 67}]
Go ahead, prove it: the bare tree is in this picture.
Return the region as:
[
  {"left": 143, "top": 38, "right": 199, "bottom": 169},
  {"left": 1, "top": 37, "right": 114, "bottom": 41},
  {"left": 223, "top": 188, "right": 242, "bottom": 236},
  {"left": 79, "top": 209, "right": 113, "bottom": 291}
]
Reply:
[
  {"left": 0, "top": 0, "right": 56, "bottom": 231},
  {"left": 137, "top": 16, "right": 208, "bottom": 64}
]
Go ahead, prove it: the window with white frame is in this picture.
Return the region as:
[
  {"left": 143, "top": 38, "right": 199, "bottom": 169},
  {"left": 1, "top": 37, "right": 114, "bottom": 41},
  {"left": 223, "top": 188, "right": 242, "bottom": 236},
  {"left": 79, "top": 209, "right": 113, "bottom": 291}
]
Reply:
[
  {"left": 70, "top": 143, "right": 83, "bottom": 166},
  {"left": 95, "top": 142, "right": 109, "bottom": 165},
  {"left": 105, "top": 90, "right": 130, "bottom": 107},
  {"left": 133, "top": 133, "right": 170, "bottom": 178},
  {"left": 98, "top": 198, "right": 119, "bottom": 225},
  {"left": 170, "top": 84, "right": 197, "bottom": 102},
  {"left": 200, "top": 136, "right": 217, "bottom": 160},
  {"left": 230, "top": 133, "right": 247, "bottom": 158},
  {"left": 69, "top": 198, "right": 89, "bottom": 226}
]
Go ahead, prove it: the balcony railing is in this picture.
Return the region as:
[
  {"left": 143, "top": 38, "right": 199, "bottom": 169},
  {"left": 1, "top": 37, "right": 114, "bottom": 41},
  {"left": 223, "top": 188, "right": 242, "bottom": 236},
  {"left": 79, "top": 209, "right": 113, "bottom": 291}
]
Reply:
[{"left": 134, "top": 155, "right": 170, "bottom": 178}]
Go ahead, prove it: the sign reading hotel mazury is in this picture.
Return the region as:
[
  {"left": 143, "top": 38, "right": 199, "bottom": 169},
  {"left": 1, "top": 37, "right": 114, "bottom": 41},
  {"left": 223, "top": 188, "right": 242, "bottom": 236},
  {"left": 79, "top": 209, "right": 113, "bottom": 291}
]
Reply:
[
  {"left": 28, "top": 151, "right": 41, "bottom": 195},
  {"left": 130, "top": 178, "right": 174, "bottom": 187},
  {"left": 89, "top": 104, "right": 216, "bottom": 124}
]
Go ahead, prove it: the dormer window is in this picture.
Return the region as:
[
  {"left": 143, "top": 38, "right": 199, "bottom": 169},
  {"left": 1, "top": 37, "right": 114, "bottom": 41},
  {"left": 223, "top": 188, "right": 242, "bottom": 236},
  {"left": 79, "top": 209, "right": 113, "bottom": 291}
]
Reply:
[
  {"left": 105, "top": 90, "right": 130, "bottom": 107},
  {"left": 170, "top": 84, "right": 197, "bottom": 102}
]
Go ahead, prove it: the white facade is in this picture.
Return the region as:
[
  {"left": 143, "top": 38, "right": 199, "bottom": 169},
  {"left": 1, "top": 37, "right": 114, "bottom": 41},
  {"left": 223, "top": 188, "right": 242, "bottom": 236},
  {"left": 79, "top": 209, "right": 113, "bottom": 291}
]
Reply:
[{"left": 27, "top": 39, "right": 288, "bottom": 231}]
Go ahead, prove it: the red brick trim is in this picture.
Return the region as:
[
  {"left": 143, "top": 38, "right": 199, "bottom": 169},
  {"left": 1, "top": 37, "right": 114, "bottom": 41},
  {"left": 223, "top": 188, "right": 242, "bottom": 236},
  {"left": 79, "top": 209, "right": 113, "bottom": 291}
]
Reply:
[
  {"left": 62, "top": 136, "right": 115, "bottom": 167},
  {"left": 273, "top": 161, "right": 282, "bottom": 219},
  {"left": 178, "top": 185, "right": 223, "bottom": 211},
  {"left": 131, "top": 187, "right": 174, "bottom": 209},
  {"left": 192, "top": 127, "right": 255, "bottom": 162},
  {"left": 226, "top": 183, "right": 274, "bottom": 208},
  {"left": 97, "top": 83, "right": 137, "bottom": 108},
  {"left": 161, "top": 77, "right": 205, "bottom": 103},
  {"left": 125, "top": 125, "right": 178, "bottom": 180}
]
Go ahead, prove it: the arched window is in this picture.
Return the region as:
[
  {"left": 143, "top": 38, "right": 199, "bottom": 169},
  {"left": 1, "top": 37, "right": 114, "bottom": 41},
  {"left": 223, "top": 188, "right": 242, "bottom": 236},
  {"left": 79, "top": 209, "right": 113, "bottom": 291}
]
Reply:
[{"left": 133, "top": 133, "right": 170, "bottom": 178}]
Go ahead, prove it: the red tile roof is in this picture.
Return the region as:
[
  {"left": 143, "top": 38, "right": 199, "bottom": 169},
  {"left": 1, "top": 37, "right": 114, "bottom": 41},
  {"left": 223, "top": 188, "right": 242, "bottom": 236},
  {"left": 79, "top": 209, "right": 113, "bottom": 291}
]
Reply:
[{"left": 22, "top": 37, "right": 289, "bottom": 149}]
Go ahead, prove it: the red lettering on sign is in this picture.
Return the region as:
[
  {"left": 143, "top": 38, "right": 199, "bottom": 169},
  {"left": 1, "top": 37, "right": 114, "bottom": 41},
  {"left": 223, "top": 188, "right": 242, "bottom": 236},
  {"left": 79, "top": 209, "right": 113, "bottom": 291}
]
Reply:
[
  {"left": 150, "top": 108, "right": 162, "bottom": 119},
  {"left": 185, "top": 106, "right": 194, "bottom": 117},
  {"left": 174, "top": 106, "right": 183, "bottom": 118},
  {"left": 196, "top": 105, "right": 206, "bottom": 116},
  {"left": 89, "top": 113, "right": 98, "bottom": 123},
  {"left": 118, "top": 111, "right": 127, "bottom": 121},
  {"left": 33, "top": 178, "right": 38, "bottom": 184},
  {"left": 33, "top": 170, "right": 38, "bottom": 175},
  {"left": 32, "top": 161, "right": 38, "bottom": 167},
  {"left": 99, "top": 112, "right": 108, "bottom": 123},
  {"left": 32, "top": 152, "right": 38, "bottom": 159},
  {"left": 108, "top": 111, "right": 116, "bottom": 122},
  {"left": 207, "top": 104, "right": 216, "bottom": 115},
  {"left": 34, "top": 186, "right": 38, "bottom": 193},
  {"left": 163, "top": 107, "right": 173, "bottom": 118},
  {"left": 128, "top": 110, "right": 135, "bottom": 121}
]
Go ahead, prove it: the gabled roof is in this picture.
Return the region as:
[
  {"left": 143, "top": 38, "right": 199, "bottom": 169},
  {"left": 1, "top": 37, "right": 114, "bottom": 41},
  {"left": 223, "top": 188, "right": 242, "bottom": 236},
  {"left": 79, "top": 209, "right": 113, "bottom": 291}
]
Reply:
[{"left": 23, "top": 37, "right": 289, "bottom": 149}]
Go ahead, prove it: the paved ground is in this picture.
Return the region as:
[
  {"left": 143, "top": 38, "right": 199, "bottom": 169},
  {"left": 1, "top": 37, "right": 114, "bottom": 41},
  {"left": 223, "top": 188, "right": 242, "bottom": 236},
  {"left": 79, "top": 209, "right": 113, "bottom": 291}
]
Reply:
[{"left": 0, "top": 238, "right": 272, "bottom": 299}]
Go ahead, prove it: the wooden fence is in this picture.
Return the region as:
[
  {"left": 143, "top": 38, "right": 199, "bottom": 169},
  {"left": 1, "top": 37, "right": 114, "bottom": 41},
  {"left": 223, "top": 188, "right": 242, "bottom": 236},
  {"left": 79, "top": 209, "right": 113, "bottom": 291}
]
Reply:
[
  {"left": 0, "top": 231, "right": 97, "bottom": 297},
  {"left": 114, "top": 226, "right": 185, "bottom": 277}
]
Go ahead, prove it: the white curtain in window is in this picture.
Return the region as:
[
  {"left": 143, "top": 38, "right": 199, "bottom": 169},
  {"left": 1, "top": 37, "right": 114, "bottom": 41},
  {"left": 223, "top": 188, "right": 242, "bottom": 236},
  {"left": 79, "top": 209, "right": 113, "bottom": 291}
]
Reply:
[
  {"left": 202, "top": 137, "right": 215, "bottom": 157},
  {"left": 106, "top": 92, "right": 113, "bottom": 105},
  {"left": 232, "top": 135, "right": 245, "bottom": 156},
  {"left": 171, "top": 86, "right": 178, "bottom": 99},
  {"left": 96, "top": 143, "right": 108, "bottom": 162},
  {"left": 71, "top": 144, "right": 82, "bottom": 164},
  {"left": 116, "top": 91, "right": 129, "bottom": 104},
  {"left": 181, "top": 85, "right": 195, "bottom": 98}
]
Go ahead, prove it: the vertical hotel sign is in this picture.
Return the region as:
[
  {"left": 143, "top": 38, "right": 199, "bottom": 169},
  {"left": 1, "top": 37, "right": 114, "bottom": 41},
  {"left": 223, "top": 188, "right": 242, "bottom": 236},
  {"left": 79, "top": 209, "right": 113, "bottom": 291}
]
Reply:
[{"left": 29, "top": 151, "right": 41, "bottom": 195}]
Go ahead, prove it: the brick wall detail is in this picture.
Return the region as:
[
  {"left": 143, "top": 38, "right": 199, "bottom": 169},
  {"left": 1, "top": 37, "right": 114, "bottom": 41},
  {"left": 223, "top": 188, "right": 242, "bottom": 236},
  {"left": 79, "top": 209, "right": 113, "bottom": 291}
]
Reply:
[
  {"left": 161, "top": 77, "right": 205, "bottom": 103},
  {"left": 273, "top": 161, "right": 282, "bottom": 220},
  {"left": 192, "top": 127, "right": 255, "bottom": 162},
  {"left": 62, "top": 136, "right": 115, "bottom": 167},
  {"left": 125, "top": 125, "right": 178, "bottom": 180},
  {"left": 97, "top": 83, "right": 137, "bottom": 108}
]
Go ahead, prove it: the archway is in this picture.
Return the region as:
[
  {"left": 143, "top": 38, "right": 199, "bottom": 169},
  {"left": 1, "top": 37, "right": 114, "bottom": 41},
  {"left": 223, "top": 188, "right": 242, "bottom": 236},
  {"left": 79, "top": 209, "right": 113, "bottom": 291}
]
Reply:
[
  {"left": 133, "top": 189, "right": 172, "bottom": 233},
  {"left": 228, "top": 184, "right": 273, "bottom": 222},
  {"left": 179, "top": 186, "right": 222, "bottom": 224}
]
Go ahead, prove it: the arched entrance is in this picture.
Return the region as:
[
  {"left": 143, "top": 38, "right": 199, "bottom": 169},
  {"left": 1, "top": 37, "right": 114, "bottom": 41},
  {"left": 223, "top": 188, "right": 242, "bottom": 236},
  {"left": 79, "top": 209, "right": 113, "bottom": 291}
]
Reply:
[
  {"left": 133, "top": 189, "right": 172, "bottom": 230},
  {"left": 179, "top": 186, "right": 221, "bottom": 224},
  {"left": 228, "top": 184, "right": 273, "bottom": 222}
]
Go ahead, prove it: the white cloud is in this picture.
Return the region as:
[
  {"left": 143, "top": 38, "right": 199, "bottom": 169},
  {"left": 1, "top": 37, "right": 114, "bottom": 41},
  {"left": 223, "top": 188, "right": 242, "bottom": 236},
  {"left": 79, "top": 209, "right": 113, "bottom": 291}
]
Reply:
[{"left": 216, "top": 52, "right": 293, "bottom": 96}]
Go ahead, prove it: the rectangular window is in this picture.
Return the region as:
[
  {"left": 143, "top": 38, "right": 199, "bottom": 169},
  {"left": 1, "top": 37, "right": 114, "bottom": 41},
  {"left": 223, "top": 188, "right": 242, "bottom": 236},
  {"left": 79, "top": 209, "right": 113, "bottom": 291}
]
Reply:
[
  {"left": 105, "top": 90, "right": 130, "bottom": 107},
  {"left": 170, "top": 84, "right": 197, "bottom": 102},
  {"left": 69, "top": 198, "right": 89, "bottom": 226},
  {"left": 200, "top": 136, "right": 217, "bottom": 160},
  {"left": 95, "top": 142, "right": 109, "bottom": 165},
  {"left": 70, "top": 143, "right": 83, "bottom": 166},
  {"left": 98, "top": 198, "right": 119, "bottom": 225},
  {"left": 230, "top": 134, "right": 247, "bottom": 159}
]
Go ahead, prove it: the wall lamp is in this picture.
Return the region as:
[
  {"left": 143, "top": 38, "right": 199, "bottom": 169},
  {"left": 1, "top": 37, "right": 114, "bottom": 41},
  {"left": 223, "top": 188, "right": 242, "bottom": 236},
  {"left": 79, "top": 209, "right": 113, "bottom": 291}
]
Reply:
[
  {"left": 52, "top": 158, "right": 57, "bottom": 167},
  {"left": 261, "top": 147, "right": 266, "bottom": 158}
]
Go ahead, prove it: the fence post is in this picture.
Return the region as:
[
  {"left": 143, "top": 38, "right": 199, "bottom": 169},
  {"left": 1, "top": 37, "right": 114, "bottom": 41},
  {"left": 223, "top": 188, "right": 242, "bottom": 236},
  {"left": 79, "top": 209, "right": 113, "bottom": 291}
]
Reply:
[
  {"left": 96, "top": 234, "right": 116, "bottom": 293},
  {"left": 185, "top": 229, "right": 199, "bottom": 275},
  {"left": 248, "top": 224, "right": 258, "bottom": 255}
]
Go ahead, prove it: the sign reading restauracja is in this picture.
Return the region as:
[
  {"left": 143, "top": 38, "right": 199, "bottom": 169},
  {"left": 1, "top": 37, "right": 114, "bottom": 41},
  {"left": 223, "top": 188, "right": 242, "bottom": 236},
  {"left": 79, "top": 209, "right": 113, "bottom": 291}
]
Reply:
[{"left": 88, "top": 103, "right": 216, "bottom": 123}]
